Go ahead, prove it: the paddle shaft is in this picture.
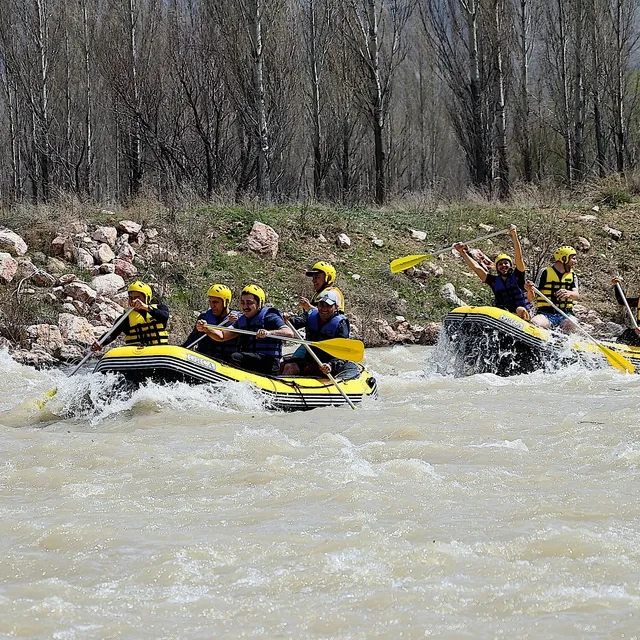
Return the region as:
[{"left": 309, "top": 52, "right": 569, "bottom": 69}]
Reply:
[
  {"left": 615, "top": 283, "right": 639, "bottom": 330},
  {"left": 186, "top": 315, "right": 232, "bottom": 349},
  {"left": 434, "top": 228, "right": 510, "bottom": 258},
  {"left": 285, "top": 320, "right": 356, "bottom": 410},
  {"left": 68, "top": 308, "right": 133, "bottom": 377}
]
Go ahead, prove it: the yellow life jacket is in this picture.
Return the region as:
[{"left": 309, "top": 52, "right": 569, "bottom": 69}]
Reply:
[
  {"left": 125, "top": 305, "right": 169, "bottom": 346},
  {"left": 312, "top": 286, "right": 345, "bottom": 312},
  {"left": 536, "top": 267, "right": 575, "bottom": 312}
]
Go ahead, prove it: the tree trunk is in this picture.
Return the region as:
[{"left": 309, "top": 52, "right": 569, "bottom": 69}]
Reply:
[
  {"left": 573, "top": 0, "right": 586, "bottom": 180},
  {"left": 82, "top": 0, "right": 94, "bottom": 196},
  {"left": 494, "top": 0, "right": 509, "bottom": 199},
  {"left": 127, "top": 0, "right": 143, "bottom": 197}
]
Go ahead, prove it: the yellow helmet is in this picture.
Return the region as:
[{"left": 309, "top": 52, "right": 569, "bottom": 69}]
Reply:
[
  {"left": 241, "top": 284, "right": 266, "bottom": 307},
  {"left": 128, "top": 281, "right": 152, "bottom": 304},
  {"left": 554, "top": 245, "right": 577, "bottom": 264},
  {"left": 306, "top": 261, "right": 336, "bottom": 285},
  {"left": 207, "top": 283, "right": 232, "bottom": 306},
  {"left": 495, "top": 253, "right": 513, "bottom": 266}
]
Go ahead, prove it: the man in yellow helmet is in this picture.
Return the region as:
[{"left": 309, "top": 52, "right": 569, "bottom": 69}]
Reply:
[
  {"left": 182, "top": 283, "right": 239, "bottom": 361},
  {"left": 454, "top": 225, "right": 531, "bottom": 320},
  {"left": 301, "top": 261, "right": 345, "bottom": 313},
  {"left": 208, "top": 284, "right": 294, "bottom": 375},
  {"left": 525, "top": 245, "right": 579, "bottom": 331},
  {"left": 91, "top": 281, "right": 170, "bottom": 351}
]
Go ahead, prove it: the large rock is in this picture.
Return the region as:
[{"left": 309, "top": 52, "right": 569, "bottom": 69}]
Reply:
[
  {"left": 63, "top": 281, "right": 97, "bottom": 304},
  {"left": 31, "top": 270, "right": 56, "bottom": 288},
  {"left": 410, "top": 229, "right": 427, "bottom": 241},
  {"left": 441, "top": 283, "right": 466, "bottom": 307},
  {"left": 117, "top": 242, "right": 136, "bottom": 262},
  {"left": 92, "top": 226, "right": 118, "bottom": 247},
  {"left": 113, "top": 258, "right": 137, "bottom": 279},
  {"left": 247, "top": 221, "right": 279, "bottom": 259},
  {"left": 336, "top": 233, "right": 351, "bottom": 248},
  {"left": 89, "top": 297, "right": 125, "bottom": 325},
  {"left": 58, "top": 313, "right": 96, "bottom": 345},
  {"left": 0, "top": 228, "right": 28, "bottom": 256},
  {"left": 95, "top": 243, "right": 116, "bottom": 264},
  {"left": 0, "top": 252, "right": 18, "bottom": 284},
  {"left": 51, "top": 235, "right": 75, "bottom": 261},
  {"left": 26, "top": 324, "right": 65, "bottom": 353},
  {"left": 90, "top": 273, "right": 125, "bottom": 298},
  {"left": 75, "top": 247, "right": 95, "bottom": 269},
  {"left": 46, "top": 257, "right": 68, "bottom": 275},
  {"left": 118, "top": 220, "right": 142, "bottom": 236}
]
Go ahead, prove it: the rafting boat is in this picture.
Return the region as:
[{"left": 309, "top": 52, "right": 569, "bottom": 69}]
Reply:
[
  {"left": 441, "top": 305, "right": 640, "bottom": 377},
  {"left": 93, "top": 344, "right": 377, "bottom": 410}
]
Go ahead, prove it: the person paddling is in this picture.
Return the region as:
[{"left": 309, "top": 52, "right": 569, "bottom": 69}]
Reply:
[
  {"left": 92, "top": 281, "right": 170, "bottom": 351},
  {"left": 207, "top": 284, "right": 294, "bottom": 376},
  {"left": 281, "top": 290, "right": 356, "bottom": 378},
  {"left": 612, "top": 277, "right": 640, "bottom": 346},
  {"left": 454, "top": 224, "right": 531, "bottom": 320},
  {"left": 182, "top": 283, "right": 239, "bottom": 361},
  {"left": 525, "top": 246, "right": 579, "bottom": 331}
]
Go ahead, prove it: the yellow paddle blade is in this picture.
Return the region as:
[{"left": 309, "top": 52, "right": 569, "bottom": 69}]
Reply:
[
  {"left": 311, "top": 338, "right": 365, "bottom": 362},
  {"left": 598, "top": 344, "right": 635, "bottom": 374},
  {"left": 36, "top": 387, "right": 57, "bottom": 410},
  {"left": 390, "top": 253, "right": 433, "bottom": 273}
]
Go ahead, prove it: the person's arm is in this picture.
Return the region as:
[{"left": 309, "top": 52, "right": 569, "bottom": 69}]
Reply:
[
  {"left": 148, "top": 304, "right": 170, "bottom": 324},
  {"left": 256, "top": 314, "right": 295, "bottom": 339},
  {"left": 556, "top": 275, "right": 580, "bottom": 301},
  {"left": 510, "top": 224, "right": 526, "bottom": 272},
  {"left": 612, "top": 279, "right": 640, "bottom": 307},
  {"left": 284, "top": 312, "right": 306, "bottom": 330},
  {"left": 453, "top": 242, "right": 488, "bottom": 282}
]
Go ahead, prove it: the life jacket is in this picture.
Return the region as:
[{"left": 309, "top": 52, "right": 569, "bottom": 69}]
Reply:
[
  {"left": 200, "top": 309, "right": 239, "bottom": 359},
  {"left": 234, "top": 306, "right": 283, "bottom": 358},
  {"left": 537, "top": 266, "right": 575, "bottom": 312},
  {"left": 125, "top": 306, "right": 169, "bottom": 346},
  {"left": 491, "top": 271, "right": 530, "bottom": 313},
  {"left": 305, "top": 309, "right": 349, "bottom": 341},
  {"left": 312, "top": 286, "right": 345, "bottom": 312}
]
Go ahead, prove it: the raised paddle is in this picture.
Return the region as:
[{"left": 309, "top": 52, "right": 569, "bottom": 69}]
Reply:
[
  {"left": 532, "top": 286, "right": 635, "bottom": 374},
  {"left": 205, "top": 324, "right": 365, "bottom": 362},
  {"left": 390, "top": 228, "right": 510, "bottom": 274},
  {"left": 614, "top": 282, "right": 640, "bottom": 331},
  {"left": 285, "top": 319, "right": 357, "bottom": 410},
  {"left": 36, "top": 308, "right": 133, "bottom": 409}
]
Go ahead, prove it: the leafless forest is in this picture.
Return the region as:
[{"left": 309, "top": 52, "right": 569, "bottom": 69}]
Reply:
[{"left": 0, "top": 0, "right": 638, "bottom": 206}]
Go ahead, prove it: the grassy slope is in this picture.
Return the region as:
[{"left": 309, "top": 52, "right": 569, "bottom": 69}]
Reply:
[{"left": 1, "top": 198, "right": 639, "bottom": 345}]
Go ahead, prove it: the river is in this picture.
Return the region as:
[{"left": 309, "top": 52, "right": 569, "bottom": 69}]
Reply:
[{"left": 1, "top": 346, "right": 639, "bottom": 639}]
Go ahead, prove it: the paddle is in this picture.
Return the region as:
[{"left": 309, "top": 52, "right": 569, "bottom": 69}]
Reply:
[
  {"left": 36, "top": 308, "right": 133, "bottom": 409},
  {"left": 390, "top": 228, "right": 510, "bottom": 274},
  {"left": 205, "top": 324, "right": 365, "bottom": 362},
  {"left": 185, "top": 314, "right": 233, "bottom": 349},
  {"left": 532, "top": 286, "right": 635, "bottom": 374},
  {"left": 614, "top": 282, "right": 640, "bottom": 331},
  {"left": 285, "top": 319, "right": 357, "bottom": 410}
]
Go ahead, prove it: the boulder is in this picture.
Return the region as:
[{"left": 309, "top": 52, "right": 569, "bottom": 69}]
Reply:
[
  {"left": 89, "top": 297, "right": 125, "bottom": 325},
  {"left": 32, "top": 270, "right": 56, "bottom": 288},
  {"left": 336, "top": 233, "right": 351, "bottom": 248},
  {"left": 26, "top": 324, "right": 64, "bottom": 353},
  {"left": 118, "top": 220, "right": 142, "bottom": 236},
  {"left": 478, "top": 223, "right": 494, "bottom": 232},
  {"left": 576, "top": 236, "right": 591, "bottom": 252},
  {"left": 57, "top": 274, "right": 77, "bottom": 286},
  {"left": 46, "top": 257, "right": 68, "bottom": 275},
  {"left": 113, "top": 258, "right": 137, "bottom": 279},
  {"left": 92, "top": 226, "right": 118, "bottom": 247},
  {"left": 247, "top": 221, "right": 279, "bottom": 259},
  {"left": 116, "top": 242, "right": 136, "bottom": 262},
  {"left": 58, "top": 313, "right": 96, "bottom": 345},
  {"left": 0, "top": 252, "right": 18, "bottom": 284},
  {"left": 75, "top": 247, "right": 95, "bottom": 269},
  {"left": 51, "top": 235, "right": 75, "bottom": 261},
  {"left": 410, "top": 229, "right": 427, "bottom": 241},
  {"left": 63, "top": 281, "right": 97, "bottom": 304},
  {"left": 95, "top": 243, "right": 116, "bottom": 264},
  {"left": 0, "top": 228, "right": 28, "bottom": 256},
  {"left": 90, "top": 273, "right": 125, "bottom": 298},
  {"left": 441, "top": 283, "right": 466, "bottom": 307},
  {"left": 145, "top": 228, "right": 159, "bottom": 241},
  {"left": 11, "top": 345, "right": 57, "bottom": 368},
  {"left": 604, "top": 225, "right": 622, "bottom": 240}
]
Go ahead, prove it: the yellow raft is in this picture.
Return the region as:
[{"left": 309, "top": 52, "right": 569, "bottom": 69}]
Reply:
[
  {"left": 93, "top": 344, "right": 377, "bottom": 411},
  {"left": 442, "top": 305, "right": 640, "bottom": 376}
]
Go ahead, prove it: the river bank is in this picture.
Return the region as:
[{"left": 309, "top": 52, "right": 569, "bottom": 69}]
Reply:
[{"left": 0, "top": 194, "right": 637, "bottom": 367}]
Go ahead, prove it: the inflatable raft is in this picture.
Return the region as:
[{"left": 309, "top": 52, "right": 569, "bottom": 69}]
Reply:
[
  {"left": 442, "top": 305, "right": 640, "bottom": 377},
  {"left": 93, "top": 344, "right": 377, "bottom": 411}
]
